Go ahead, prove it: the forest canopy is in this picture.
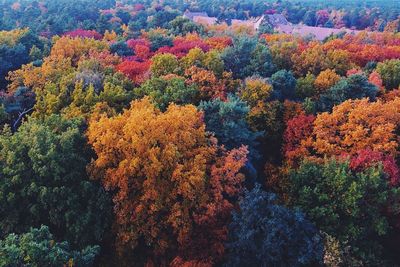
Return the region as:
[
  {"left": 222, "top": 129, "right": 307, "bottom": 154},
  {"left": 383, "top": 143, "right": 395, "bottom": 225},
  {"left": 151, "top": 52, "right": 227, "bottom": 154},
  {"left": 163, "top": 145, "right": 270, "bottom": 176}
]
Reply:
[{"left": 1, "top": 0, "right": 400, "bottom": 266}]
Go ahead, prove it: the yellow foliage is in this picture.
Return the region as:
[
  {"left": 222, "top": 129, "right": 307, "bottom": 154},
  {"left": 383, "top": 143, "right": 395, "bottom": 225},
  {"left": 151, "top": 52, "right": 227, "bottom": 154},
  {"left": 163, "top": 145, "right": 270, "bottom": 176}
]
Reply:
[{"left": 314, "top": 69, "right": 341, "bottom": 94}]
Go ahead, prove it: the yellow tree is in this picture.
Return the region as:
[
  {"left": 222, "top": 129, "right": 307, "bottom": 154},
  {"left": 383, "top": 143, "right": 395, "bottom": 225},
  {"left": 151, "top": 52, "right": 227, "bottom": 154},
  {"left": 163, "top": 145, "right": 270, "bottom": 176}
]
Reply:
[
  {"left": 313, "top": 98, "right": 400, "bottom": 157},
  {"left": 314, "top": 69, "right": 341, "bottom": 95},
  {"left": 240, "top": 77, "right": 273, "bottom": 108}
]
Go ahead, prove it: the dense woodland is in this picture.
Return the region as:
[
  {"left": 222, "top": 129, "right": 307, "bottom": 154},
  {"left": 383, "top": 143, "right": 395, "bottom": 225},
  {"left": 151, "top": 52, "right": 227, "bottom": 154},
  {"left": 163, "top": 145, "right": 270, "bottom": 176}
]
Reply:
[{"left": 1, "top": 0, "right": 400, "bottom": 266}]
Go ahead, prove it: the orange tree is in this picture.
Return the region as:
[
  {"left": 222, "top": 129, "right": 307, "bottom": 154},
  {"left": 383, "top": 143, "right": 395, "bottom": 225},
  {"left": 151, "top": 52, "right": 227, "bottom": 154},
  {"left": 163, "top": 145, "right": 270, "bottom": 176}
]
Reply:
[{"left": 87, "top": 98, "right": 248, "bottom": 266}]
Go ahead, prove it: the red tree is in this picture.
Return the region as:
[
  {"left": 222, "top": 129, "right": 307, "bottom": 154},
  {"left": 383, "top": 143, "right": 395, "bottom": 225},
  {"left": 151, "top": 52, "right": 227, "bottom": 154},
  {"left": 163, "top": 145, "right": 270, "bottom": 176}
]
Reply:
[
  {"left": 349, "top": 149, "right": 400, "bottom": 186},
  {"left": 283, "top": 115, "right": 315, "bottom": 167},
  {"left": 116, "top": 60, "right": 151, "bottom": 85}
]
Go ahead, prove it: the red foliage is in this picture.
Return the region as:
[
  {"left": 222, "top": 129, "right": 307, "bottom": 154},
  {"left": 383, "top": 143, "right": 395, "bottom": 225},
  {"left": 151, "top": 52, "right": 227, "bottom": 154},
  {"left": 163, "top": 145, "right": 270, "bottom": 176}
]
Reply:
[
  {"left": 116, "top": 60, "right": 151, "bottom": 85},
  {"left": 346, "top": 68, "right": 363, "bottom": 77},
  {"left": 134, "top": 44, "right": 151, "bottom": 60},
  {"left": 349, "top": 149, "right": 400, "bottom": 186},
  {"left": 63, "top": 29, "right": 102, "bottom": 40},
  {"left": 127, "top": 38, "right": 151, "bottom": 50},
  {"left": 322, "top": 33, "right": 400, "bottom": 67},
  {"left": 369, "top": 71, "right": 384, "bottom": 91},
  {"left": 283, "top": 115, "right": 315, "bottom": 167},
  {"left": 133, "top": 3, "right": 145, "bottom": 11},
  {"left": 156, "top": 36, "right": 210, "bottom": 58},
  {"left": 178, "top": 146, "right": 248, "bottom": 265},
  {"left": 126, "top": 39, "right": 152, "bottom": 60}
]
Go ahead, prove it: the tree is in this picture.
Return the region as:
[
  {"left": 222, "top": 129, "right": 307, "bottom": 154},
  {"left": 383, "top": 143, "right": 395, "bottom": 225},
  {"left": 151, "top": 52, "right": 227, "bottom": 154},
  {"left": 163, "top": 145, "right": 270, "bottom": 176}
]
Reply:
[
  {"left": 0, "top": 115, "right": 112, "bottom": 248},
  {"left": 0, "top": 28, "right": 43, "bottom": 88},
  {"left": 248, "top": 44, "right": 275, "bottom": 78},
  {"left": 63, "top": 29, "right": 102, "bottom": 40},
  {"left": 316, "top": 10, "right": 330, "bottom": 26},
  {"left": 295, "top": 73, "right": 316, "bottom": 99},
  {"left": 169, "top": 16, "right": 204, "bottom": 36},
  {"left": 221, "top": 37, "right": 257, "bottom": 79},
  {"left": 184, "top": 66, "right": 237, "bottom": 101},
  {"left": 0, "top": 226, "right": 99, "bottom": 267},
  {"left": 116, "top": 60, "right": 150, "bottom": 85},
  {"left": 269, "top": 39, "right": 298, "bottom": 71},
  {"left": 147, "top": 30, "right": 173, "bottom": 51},
  {"left": 283, "top": 115, "right": 315, "bottom": 167},
  {"left": 49, "top": 36, "right": 108, "bottom": 66},
  {"left": 376, "top": 59, "right": 400, "bottom": 90},
  {"left": 314, "top": 69, "right": 340, "bottom": 95},
  {"left": 199, "top": 95, "right": 259, "bottom": 152},
  {"left": 368, "top": 71, "right": 384, "bottom": 92},
  {"left": 349, "top": 149, "right": 399, "bottom": 186},
  {"left": 317, "top": 74, "right": 378, "bottom": 111},
  {"left": 270, "top": 70, "right": 297, "bottom": 101},
  {"left": 313, "top": 98, "right": 400, "bottom": 158},
  {"left": 292, "top": 44, "right": 328, "bottom": 76},
  {"left": 247, "top": 100, "right": 285, "bottom": 162},
  {"left": 224, "top": 185, "right": 323, "bottom": 267},
  {"left": 289, "top": 159, "right": 399, "bottom": 265},
  {"left": 150, "top": 53, "right": 180, "bottom": 77},
  {"left": 87, "top": 98, "right": 248, "bottom": 265},
  {"left": 240, "top": 77, "right": 273, "bottom": 107},
  {"left": 110, "top": 41, "right": 134, "bottom": 57},
  {"left": 134, "top": 75, "right": 198, "bottom": 110}
]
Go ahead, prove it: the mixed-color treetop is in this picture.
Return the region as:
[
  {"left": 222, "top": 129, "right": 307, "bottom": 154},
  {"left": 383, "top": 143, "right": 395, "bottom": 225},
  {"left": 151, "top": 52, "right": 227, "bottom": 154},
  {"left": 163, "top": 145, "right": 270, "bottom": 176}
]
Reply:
[{"left": 1, "top": 0, "right": 400, "bottom": 266}]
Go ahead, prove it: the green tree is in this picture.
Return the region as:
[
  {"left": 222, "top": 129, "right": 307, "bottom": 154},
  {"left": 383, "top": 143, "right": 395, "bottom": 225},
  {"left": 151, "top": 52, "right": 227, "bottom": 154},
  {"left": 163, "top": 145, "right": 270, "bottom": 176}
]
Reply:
[
  {"left": 270, "top": 70, "right": 297, "bottom": 101},
  {"left": 199, "top": 95, "right": 259, "bottom": 152},
  {"left": 289, "top": 159, "right": 399, "bottom": 265},
  {"left": 296, "top": 73, "right": 316, "bottom": 99},
  {"left": 168, "top": 16, "right": 204, "bottom": 35},
  {"left": 222, "top": 38, "right": 275, "bottom": 79},
  {"left": 134, "top": 76, "right": 198, "bottom": 110},
  {"left": 0, "top": 115, "right": 112, "bottom": 248},
  {"left": 225, "top": 185, "right": 323, "bottom": 267},
  {"left": 376, "top": 59, "right": 400, "bottom": 90},
  {"left": 317, "top": 74, "right": 378, "bottom": 112},
  {"left": 0, "top": 225, "right": 99, "bottom": 267}
]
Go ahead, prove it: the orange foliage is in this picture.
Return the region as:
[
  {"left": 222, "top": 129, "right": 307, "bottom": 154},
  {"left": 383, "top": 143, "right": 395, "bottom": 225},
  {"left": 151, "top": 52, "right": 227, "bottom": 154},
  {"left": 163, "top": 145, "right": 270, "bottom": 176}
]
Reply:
[
  {"left": 205, "top": 36, "right": 232, "bottom": 50},
  {"left": 184, "top": 66, "right": 237, "bottom": 100},
  {"left": 312, "top": 98, "right": 400, "bottom": 157},
  {"left": 314, "top": 69, "right": 340, "bottom": 94},
  {"left": 50, "top": 36, "right": 108, "bottom": 65},
  {"left": 283, "top": 100, "right": 305, "bottom": 122},
  {"left": 87, "top": 98, "right": 248, "bottom": 265}
]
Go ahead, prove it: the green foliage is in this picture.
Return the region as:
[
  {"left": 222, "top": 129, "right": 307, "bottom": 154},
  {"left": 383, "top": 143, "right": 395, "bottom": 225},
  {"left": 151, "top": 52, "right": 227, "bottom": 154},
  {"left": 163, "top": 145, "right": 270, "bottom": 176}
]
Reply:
[
  {"left": 199, "top": 95, "right": 259, "bottom": 152},
  {"left": 271, "top": 70, "right": 297, "bottom": 100},
  {"left": 110, "top": 41, "right": 134, "bottom": 57},
  {"left": 296, "top": 73, "right": 316, "bottom": 99},
  {"left": 317, "top": 74, "right": 378, "bottom": 111},
  {"left": 168, "top": 16, "right": 204, "bottom": 35},
  {"left": 147, "top": 30, "right": 173, "bottom": 51},
  {"left": 0, "top": 115, "right": 112, "bottom": 248},
  {"left": 150, "top": 53, "right": 181, "bottom": 77},
  {"left": 0, "top": 225, "right": 99, "bottom": 267},
  {"left": 248, "top": 44, "right": 276, "bottom": 78},
  {"left": 0, "top": 104, "right": 8, "bottom": 126},
  {"left": 0, "top": 28, "right": 43, "bottom": 87},
  {"left": 222, "top": 37, "right": 274, "bottom": 79},
  {"left": 134, "top": 76, "right": 198, "bottom": 110},
  {"left": 289, "top": 159, "right": 400, "bottom": 265},
  {"left": 376, "top": 59, "right": 400, "bottom": 90}
]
